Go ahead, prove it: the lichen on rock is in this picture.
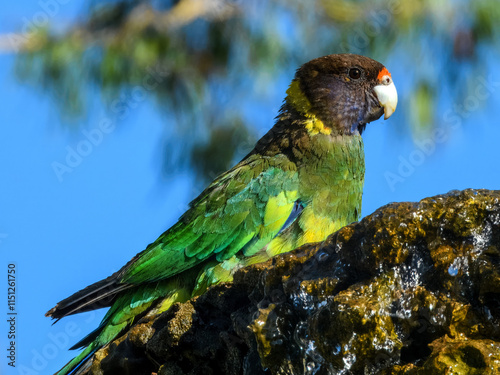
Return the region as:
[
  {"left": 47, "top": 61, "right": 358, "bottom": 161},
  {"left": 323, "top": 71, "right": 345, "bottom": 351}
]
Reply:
[{"left": 86, "top": 189, "right": 500, "bottom": 374}]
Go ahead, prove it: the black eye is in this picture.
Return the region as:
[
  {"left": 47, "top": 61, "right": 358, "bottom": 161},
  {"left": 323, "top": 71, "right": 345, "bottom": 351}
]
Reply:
[{"left": 349, "top": 68, "right": 361, "bottom": 79}]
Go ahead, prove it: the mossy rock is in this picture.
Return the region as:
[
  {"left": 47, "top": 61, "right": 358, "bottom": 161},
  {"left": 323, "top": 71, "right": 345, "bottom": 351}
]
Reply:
[{"left": 87, "top": 189, "right": 500, "bottom": 374}]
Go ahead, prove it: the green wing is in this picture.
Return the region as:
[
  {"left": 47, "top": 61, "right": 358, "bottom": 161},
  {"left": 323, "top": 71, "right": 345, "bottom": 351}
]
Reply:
[
  {"left": 120, "top": 153, "right": 299, "bottom": 285},
  {"left": 51, "top": 153, "right": 301, "bottom": 375}
]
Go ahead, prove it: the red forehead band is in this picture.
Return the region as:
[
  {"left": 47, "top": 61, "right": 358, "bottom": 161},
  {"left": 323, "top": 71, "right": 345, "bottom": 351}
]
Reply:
[{"left": 377, "top": 67, "right": 391, "bottom": 80}]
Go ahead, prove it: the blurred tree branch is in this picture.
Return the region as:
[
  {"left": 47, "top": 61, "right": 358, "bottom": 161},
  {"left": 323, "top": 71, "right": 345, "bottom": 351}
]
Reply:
[
  {"left": 4, "top": 0, "right": 500, "bottom": 183},
  {"left": 0, "top": 0, "right": 237, "bottom": 53}
]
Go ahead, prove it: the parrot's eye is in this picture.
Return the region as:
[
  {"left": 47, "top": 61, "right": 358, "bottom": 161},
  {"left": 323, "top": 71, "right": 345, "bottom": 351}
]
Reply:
[{"left": 348, "top": 68, "right": 362, "bottom": 79}]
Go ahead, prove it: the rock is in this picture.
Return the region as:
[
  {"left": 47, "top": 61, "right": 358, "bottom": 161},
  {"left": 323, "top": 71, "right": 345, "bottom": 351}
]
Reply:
[{"left": 87, "top": 189, "right": 500, "bottom": 374}]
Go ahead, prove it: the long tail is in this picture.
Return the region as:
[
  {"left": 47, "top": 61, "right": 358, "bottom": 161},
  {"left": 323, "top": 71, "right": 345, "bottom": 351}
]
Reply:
[
  {"left": 46, "top": 272, "right": 132, "bottom": 375},
  {"left": 49, "top": 274, "right": 195, "bottom": 375},
  {"left": 46, "top": 271, "right": 133, "bottom": 321},
  {"left": 54, "top": 343, "right": 98, "bottom": 375}
]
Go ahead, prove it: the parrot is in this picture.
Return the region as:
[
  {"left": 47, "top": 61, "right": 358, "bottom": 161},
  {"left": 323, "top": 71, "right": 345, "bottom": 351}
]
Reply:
[{"left": 47, "top": 53, "right": 397, "bottom": 375}]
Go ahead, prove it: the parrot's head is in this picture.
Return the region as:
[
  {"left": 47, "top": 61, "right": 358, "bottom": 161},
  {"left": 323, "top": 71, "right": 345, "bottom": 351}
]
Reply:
[{"left": 286, "top": 53, "right": 397, "bottom": 135}]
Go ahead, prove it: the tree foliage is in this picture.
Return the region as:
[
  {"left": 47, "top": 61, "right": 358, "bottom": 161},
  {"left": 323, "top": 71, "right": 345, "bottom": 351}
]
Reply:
[{"left": 10, "top": 0, "right": 500, "bottom": 182}]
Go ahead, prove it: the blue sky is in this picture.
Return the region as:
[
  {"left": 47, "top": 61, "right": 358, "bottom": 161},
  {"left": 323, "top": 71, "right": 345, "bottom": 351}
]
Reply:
[{"left": 1, "top": 2, "right": 500, "bottom": 375}]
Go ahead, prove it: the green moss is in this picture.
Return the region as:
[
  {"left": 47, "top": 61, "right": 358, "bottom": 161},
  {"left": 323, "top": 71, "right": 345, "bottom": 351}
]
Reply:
[{"left": 421, "top": 336, "right": 500, "bottom": 374}]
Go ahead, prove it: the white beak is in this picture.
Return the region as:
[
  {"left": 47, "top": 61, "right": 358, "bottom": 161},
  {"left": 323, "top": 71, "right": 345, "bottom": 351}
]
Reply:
[{"left": 373, "top": 76, "right": 398, "bottom": 120}]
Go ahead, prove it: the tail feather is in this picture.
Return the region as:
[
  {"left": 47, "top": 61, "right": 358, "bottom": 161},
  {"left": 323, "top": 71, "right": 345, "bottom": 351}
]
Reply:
[
  {"left": 46, "top": 250, "right": 152, "bottom": 321},
  {"left": 69, "top": 325, "right": 102, "bottom": 350},
  {"left": 46, "top": 272, "right": 132, "bottom": 321},
  {"left": 54, "top": 342, "right": 97, "bottom": 375},
  {"left": 50, "top": 266, "right": 199, "bottom": 374}
]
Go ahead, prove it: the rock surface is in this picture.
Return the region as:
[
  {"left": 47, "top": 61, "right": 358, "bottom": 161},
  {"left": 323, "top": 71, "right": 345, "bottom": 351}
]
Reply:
[{"left": 88, "top": 189, "right": 500, "bottom": 374}]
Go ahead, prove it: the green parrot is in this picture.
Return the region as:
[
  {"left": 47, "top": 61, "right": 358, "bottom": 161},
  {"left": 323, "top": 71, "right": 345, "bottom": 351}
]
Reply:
[{"left": 47, "top": 53, "right": 397, "bottom": 375}]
